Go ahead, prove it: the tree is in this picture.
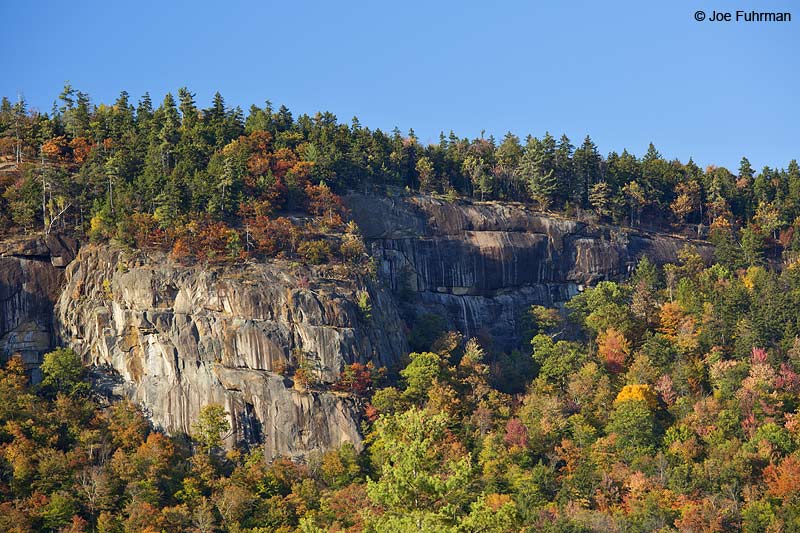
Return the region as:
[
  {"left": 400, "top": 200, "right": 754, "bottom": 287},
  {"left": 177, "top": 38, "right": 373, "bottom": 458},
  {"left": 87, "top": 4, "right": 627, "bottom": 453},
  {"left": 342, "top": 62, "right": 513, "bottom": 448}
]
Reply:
[
  {"left": 191, "top": 404, "right": 231, "bottom": 455},
  {"left": 416, "top": 156, "right": 437, "bottom": 193},
  {"left": 518, "top": 136, "right": 557, "bottom": 210},
  {"left": 589, "top": 181, "right": 612, "bottom": 219},
  {"left": 366, "top": 407, "right": 473, "bottom": 530},
  {"left": 463, "top": 154, "right": 492, "bottom": 200},
  {"left": 754, "top": 200, "right": 783, "bottom": 240},
  {"left": 494, "top": 132, "right": 523, "bottom": 199},
  {"left": 573, "top": 135, "right": 602, "bottom": 207},
  {"left": 607, "top": 397, "right": 657, "bottom": 460},
  {"left": 40, "top": 348, "right": 88, "bottom": 397},
  {"left": 740, "top": 224, "right": 766, "bottom": 266},
  {"left": 400, "top": 351, "right": 443, "bottom": 402},
  {"left": 671, "top": 180, "right": 701, "bottom": 224},
  {"left": 623, "top": 181, "right": 647, "bottom": 226},
  {"left": 597, "top": 327, "right": 631, "bottom": 374}
]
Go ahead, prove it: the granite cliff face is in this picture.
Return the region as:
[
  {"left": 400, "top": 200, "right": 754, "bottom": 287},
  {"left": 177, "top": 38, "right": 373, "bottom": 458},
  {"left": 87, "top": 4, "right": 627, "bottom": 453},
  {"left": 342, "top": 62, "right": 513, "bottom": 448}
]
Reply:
[
  {"left": 0, "top": 234, "right": 77, "bottom": 381},
  {"left": 55, "top": 245, "right": 406, "bottom": 458},
  {"left": 0, "top": 194, "right": 714, "bottom": 457},
  {"left": 345, "top": 193, "right": 713, "bottom": 349}
]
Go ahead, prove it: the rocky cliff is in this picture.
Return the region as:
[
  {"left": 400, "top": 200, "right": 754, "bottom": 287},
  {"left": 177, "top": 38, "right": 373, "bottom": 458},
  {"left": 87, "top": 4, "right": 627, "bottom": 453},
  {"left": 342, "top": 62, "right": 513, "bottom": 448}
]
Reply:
[
  {"left": 0, "top": 234, "right": 77, "bottom": 381},
  {"left": 55, "top": 245, "right": 406, "bottom": 459},
  {"left": 0, "top": 194, "right": 715, "bottom": 457},
  {"left": 345, "top": 193, "right": 713, "bottom": 349}
]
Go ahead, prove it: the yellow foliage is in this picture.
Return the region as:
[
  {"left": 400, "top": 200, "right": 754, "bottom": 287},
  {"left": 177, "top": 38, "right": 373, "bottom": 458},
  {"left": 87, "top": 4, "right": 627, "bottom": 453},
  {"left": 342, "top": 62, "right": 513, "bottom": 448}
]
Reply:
[
  {"left": 658, "top": 301, "right": 700, "bottom": 354},
  {"left": 614, "top": 384, "right": 657, "bottom": 409},
  {"left": 742, "top": 265, "right": 767, "bottom": 292}
]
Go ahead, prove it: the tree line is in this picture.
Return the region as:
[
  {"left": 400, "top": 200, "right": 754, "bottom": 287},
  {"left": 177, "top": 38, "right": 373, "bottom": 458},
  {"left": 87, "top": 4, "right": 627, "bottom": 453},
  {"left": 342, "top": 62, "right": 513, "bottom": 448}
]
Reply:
[{"left": 1, "top": 86, "right": 799, "bottom": 266}]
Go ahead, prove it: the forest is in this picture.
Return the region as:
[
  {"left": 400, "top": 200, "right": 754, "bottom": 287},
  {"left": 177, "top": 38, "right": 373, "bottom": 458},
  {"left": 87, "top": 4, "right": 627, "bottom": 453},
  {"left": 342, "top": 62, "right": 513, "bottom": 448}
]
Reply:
[
  {"left": 1, "top": 85, "right": 800, "bottom": 265},
  {"left": 1, "top": 87, "right": 800, "bottom": 532}
]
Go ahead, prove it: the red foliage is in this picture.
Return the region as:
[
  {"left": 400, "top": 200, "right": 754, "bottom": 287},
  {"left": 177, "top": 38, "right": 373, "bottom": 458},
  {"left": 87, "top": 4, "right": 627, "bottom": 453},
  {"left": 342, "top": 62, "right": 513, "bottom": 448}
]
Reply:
[
  {"left": 504, "top": 418, "right": 528, "bottom": 449},
  {"left": 195, "top": 221, "right": 238, "bottom": 262},
  {"left": 752, "top": 347, "right": 769, "bottom": 365},
  {"left": 775, "top": 363, "right": 800, "bottom": 393},
  {"left": 333, "top": 362, "right": 384, "bottom": 396},
  {"left": 325, "top": 483, "right": 370, "bottom": 531},
  {"left": 129, "top": 212, "right": 165, "bottom": 248},
  {"left": 247, "top": 216, "right": 297, "bottom": 256},
  {"left": 271, "top": 147, "right": 298, "bottom": 179},
  {"left": 779, "top": 226, "right": 794, "bottom": 248},
  {"left": 655, "top": 374, "right": 677, "bottom": 406},
  {"left": 305, "top": 182, "right": 346, "bottom": 226}
]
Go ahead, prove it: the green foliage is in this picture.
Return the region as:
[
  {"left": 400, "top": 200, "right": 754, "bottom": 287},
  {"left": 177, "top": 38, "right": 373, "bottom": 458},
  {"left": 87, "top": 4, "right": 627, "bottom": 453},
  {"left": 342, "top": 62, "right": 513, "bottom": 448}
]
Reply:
[
  {"left": 5, "top": 86, "right": 800, "bottom": 532},
  {"left": 356, "top": 289, "right": 372, "bottom": 320},
  {"left": 366, "top": 407, "right": 473, "bottom": 528},
  {"left": 297, "top": 239, "right": 331, "bottom": 265},
  {"left": 40, "top": 347, "right": 88, "bottom": 397},
  {"left": 191, "top": 403, "right": 231, "bottom": 455},
  {"left": 567, "top": 281, "right": 634, "bottom": 336},
  {"left": 607, "top": 399, "right": 656, "bottom": 459},
  {"left": 400, "top": 351, "right": 442, "bottom": 402}
]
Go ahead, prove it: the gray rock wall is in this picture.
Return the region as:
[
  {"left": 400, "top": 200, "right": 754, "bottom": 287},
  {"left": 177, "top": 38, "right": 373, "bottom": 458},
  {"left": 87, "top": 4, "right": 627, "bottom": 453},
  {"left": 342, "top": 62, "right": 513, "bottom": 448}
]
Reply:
[
  {"left": 55, "top": 244, "right": 406, "bottom": 458},
  {"left": 0, "top": 194, "right": 715, "bottom": 457},
  {"left": 345, "top": 193, "right": 713, "bottom": 348},
  {"left": 0, "top": 235, "right": 77, "bottom": 380}
]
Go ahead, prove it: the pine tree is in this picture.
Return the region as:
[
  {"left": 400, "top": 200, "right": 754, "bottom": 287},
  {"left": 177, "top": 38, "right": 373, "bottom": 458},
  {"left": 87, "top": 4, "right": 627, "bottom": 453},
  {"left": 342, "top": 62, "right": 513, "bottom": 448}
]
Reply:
[
  {"left": 589, "top": 181, "right": 612, "bottom": 219},
  {"left": 555, "top": 134, "right": 575, "bottom": 204},
  {"left": 518, "top": 137, "right": 556, "bottom": 210},
  {"left": 573, "top": 135, "right": 601, "bottom": 207}
]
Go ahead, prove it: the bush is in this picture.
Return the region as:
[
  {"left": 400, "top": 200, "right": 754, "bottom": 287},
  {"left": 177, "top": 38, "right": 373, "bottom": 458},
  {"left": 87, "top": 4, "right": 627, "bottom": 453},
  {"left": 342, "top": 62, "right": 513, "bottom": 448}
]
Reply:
[{"left": 298, "top": 239, "right": 331, "bottom": 265}]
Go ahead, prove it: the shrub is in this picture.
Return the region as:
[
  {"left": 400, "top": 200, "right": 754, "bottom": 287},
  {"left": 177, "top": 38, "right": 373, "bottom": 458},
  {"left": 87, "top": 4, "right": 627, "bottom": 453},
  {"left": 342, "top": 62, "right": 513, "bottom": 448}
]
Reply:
[{"left": 298, "top": 240, "right": 331, "bottom": 265}]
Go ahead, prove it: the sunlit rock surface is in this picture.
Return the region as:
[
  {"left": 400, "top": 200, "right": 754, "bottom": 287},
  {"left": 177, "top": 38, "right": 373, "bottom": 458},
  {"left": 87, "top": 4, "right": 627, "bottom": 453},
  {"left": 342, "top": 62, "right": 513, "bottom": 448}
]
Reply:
[{"left": 56, "top": 244, "right": 406, "bottom": 458}]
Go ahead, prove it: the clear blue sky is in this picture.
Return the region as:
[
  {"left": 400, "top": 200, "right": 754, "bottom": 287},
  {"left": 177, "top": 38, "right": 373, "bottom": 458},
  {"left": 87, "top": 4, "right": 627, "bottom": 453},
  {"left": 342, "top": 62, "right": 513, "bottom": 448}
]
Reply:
[{"left": 2, "top": 0, "right": 797, "bottom": 171}]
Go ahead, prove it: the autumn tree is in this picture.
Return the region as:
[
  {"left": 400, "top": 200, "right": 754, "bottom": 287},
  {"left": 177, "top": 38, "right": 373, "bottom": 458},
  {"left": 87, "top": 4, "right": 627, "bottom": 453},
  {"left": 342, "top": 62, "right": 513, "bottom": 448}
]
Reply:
[{"left": 191, "top": 404, "right": 231, "bottom": 455}]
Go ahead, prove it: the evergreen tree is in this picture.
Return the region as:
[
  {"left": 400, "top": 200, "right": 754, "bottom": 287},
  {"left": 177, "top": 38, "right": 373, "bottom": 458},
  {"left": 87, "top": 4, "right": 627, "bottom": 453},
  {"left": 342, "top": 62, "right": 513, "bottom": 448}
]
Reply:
[
  {"left": 518, "top": 137, "right": 557, "bottom": 210},
  {"left": 589, "top": 181, "right": 613, "bottom": 219},
  {"left": 573, "top": 135, "right": 601, "bottom": 207}
]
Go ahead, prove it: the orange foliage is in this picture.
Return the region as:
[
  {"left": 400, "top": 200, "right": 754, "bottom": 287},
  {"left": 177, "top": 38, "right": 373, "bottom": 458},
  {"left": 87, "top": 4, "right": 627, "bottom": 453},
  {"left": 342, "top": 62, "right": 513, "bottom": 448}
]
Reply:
[
  {"left": 332, "top": 361, "right": 384, "bottom": 396},
  {"left": 41, "top": 136, "right": 68, "bottom": 159},
  {"left": 129, "top": 212, "right": 164, "bottom": 248},
  {"left": 68, "top": 137, "right": 93, "bottom": 164},
  {"left": 247, "top": 130, "right": 273, "bottom": 153},
  {"left": 170, "top": 237, "right": 192, "bottom": 261},
  {"left": 305, "top": 182, "right": 346, "bottom": 227},
  {"left": 195, "top": 221, "right": 239, "bottom": 262},
  {"left": 764, "top": 455, "right": 800, "bottom": 499},
  {"left": 597, "top": 327, "right": 630, "bottom": 374},
  {"left": 658, "top": 301, "right": 699, "bottom": 353},
  {"left": 674, "top": 498, "right": 727, "bottom": 533},
  {"left": 271, "top": 147, "right": 299, "bottom": 179},
  {"left": 325, "top": 483, "right": 370, "bottom": 531},
  {"left": 248, "top": 216, "right": 297, "bottom": 256}
]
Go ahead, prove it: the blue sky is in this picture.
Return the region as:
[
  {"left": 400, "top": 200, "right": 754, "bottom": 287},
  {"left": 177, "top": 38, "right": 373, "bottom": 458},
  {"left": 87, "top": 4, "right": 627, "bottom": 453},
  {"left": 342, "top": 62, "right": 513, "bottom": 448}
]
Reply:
[{"left": 2, "top": 0, "right": 797, "bottom": 171}]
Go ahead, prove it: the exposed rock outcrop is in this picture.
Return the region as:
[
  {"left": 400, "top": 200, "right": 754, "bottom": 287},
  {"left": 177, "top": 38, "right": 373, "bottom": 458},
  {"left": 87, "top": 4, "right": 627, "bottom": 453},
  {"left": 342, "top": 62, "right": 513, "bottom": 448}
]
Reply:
[
  {"left": 0, "top": 194, "right": 716, "bottom": 457},
  {"left": 56, "top": 245, "right": 406, "bottom": 458},
  {"left": 345, "top": 193, "right": 713, "bottom": 349},
  {"left": 0, "top": 234, "right": 78, "bottom": 380}
]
